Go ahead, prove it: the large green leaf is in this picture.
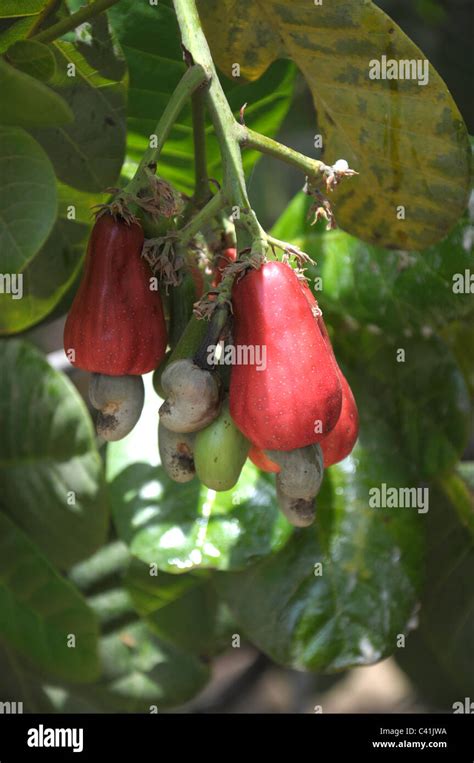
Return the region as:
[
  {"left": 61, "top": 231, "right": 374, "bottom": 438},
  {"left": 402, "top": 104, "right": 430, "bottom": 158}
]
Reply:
[
  {"left": 272, "top": 192, "right": 474, "bottom": 334},
  {"left": 57, "top": 181, "right": 106, "bottom": 225},
  {"left": 198, "top": 0, "right": 470, "bottom": 250},
  {"left": 107, "top": 376, "right": 293, "bottom": 573},
  {"left": 146, "top": 580, "right": 233, "bottom": 657},
  {"left": 0, "top": 17, "right": 37, "bottom": 54},
  {"left": 0, "top": 58, "right": 72, "bottom": 127},
  {"left": 125, "top": 559, "right": 232, "bottom": 656},
  {"left": 109, "top": 0, "right": 295, "bottom": 193},
  {"left": 32, "top": 18, "right": 127, "bottom": 192},
  {"left": 0, "top": 1, "right": 48, "bottom": 16},
  {"left": 6, "top": 39, "right": 56, "bottom": 81},
  {"left": 0, "top": 340, "right": 108, "bottom": 569},
  {"left": 0, "top": 512, "right": 99, "bottom": 682},
  {"left": 75, "top": 621, "right": 209, "bottom": 711},
  {"left": 217, "top": 381, "right": 424, "bottom": 672},
  {"left": 398, "top": 476, "right": 474, "bottom": 706},
  {"left": 336, "top": 333, "right": 470, "bottom": 482},
  {"left": 125, "top": 558, "right": 201, "bottom": 615},
  {"left": 0, "top": 218, "right": 88, "bottom": 335},
  {"left": 0, "top": 126, "right": 57, "bottom": 271}
]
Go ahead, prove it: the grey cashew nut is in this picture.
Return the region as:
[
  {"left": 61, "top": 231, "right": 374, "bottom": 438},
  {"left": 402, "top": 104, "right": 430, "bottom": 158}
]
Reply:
[
  {"left": 275, "top": 483, "right": 316, "bottom": 528},
  {"left": 158, "top": 421, "right": 196, "bottom": 483},
  {"left": 89, "top": 373, "right": 144, "bottom": 442},
  {"left": 266, "top": 444, "right": 324, "bottom": 527},
  {"left": 158, "top": 358, "right": 221, "bottom": 433}
]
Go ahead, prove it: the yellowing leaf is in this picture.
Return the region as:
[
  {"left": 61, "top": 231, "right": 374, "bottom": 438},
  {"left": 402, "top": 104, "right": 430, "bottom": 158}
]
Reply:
[{"left": 198, "top": 0, "right": 470, "bottom": 250}]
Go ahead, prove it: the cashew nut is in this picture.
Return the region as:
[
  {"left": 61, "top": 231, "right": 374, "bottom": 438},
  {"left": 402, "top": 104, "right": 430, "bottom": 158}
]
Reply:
[
  {"left": 89, "top": 373, "right": 144, "bottom": 442},
  {"left": 158, "top": 421, "right": 196, "bottom": 483},
  {"left": 159, "top": 358, "right": 221, "bottom": 433},
  {"left": 266, "top": 444, "right": 324, "bottom": 527}
]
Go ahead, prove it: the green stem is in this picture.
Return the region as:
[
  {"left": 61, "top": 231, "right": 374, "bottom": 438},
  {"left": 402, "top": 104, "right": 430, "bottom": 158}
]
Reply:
[
  {"left": 173, "top": 0, "right": 265, "bottom": 258},
  {"left": 238, "top": 125, "right": 328, "bottom": 180},
  {"left": 191, "top": 87, "right": 211, "bottom": 207},
  {"left": 193, "top": 305, "right": 231, "bottom": 370},
  {"left": 31, "top": 0, "right": 120, "bottom": 44},
  {"left": 178, "top": 190, "right": 226, "bottom": 244},
  {"left": 124, "top": 64, "right": 209, "bottom": 197},
  {"left": 27, "top": 0, "right": 61, "bottom": 38}
]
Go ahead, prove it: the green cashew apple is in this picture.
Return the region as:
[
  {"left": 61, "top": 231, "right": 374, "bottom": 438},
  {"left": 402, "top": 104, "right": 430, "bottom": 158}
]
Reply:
[{"left": 194, "top": 399, "right": 249, "bottom": 491}]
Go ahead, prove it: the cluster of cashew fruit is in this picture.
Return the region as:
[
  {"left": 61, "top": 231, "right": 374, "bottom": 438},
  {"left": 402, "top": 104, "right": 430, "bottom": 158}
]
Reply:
[
  {"left": 64, "top": 210, "right": 358, "bottom": 528},
  {"left": 156, "top": 350, "right": 327, "bottom": 527},
  {"left": 154, "top": 262, "right": 359, "bottom": 528}
]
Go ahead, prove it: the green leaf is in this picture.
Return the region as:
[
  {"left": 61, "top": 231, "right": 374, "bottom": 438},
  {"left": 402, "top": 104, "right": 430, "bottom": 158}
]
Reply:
[
  {"left": 6, "top": 39, "right": 56, "bottom": 81},
  {"left": 198, "top": 0, "right": 470, "bottom": 250},
  {"left": 125, "top": 557, "right": 201, "bottom": 615},
  {"left": 57, "top": 182, "right": 106, "bottom": 224},
  {"left": 0, "top": 340, "right": 109, "bottom": 569},
  {"left": 0, "top": 18, "right": 37, "bottom": 54},
  {"left": 441, "top": 321, "right": 474, "bottom": 397},
  {"left": 272, "top": 192, "right": 474, "bottom": 334},
  {"left": 0, "top": 218, "right": 88, "bottom": 335},
  {"left": 0, "top": 512, "right": 99, "bottom": 682},
  {"left": 107, "top": 376, "right": 293, "bottom": 573},
  {"left": 0, "top": 643, "right": 56, "bottom": 712},
  {"left": 339, "top": 334, "right": 470, "bottom": 481},
  {"left": 109, "top": 0, "right": 295, "bottom": 193},
  {"left": 32, "top": 19, "right": 127, "bottom": 192},
  {"left": 77, "top": 621, "right": 209, "bottom": 711},
  {"left": 146, "top": 580, "right": 233, "bottom": 656},
  {"left": 0, "top": 126, "right": 57, "bottom": 271},
  {"left": 456, "top": 462, "right": 474, "bottom": 494},
  {"left": 440, "top": 471, "right": 474, "bottom": 542},
  {"left": 399, "top": 478, "right": 474, "bottom": 703},
  {"left": 0, "top": 58, "right": 73, "bottom": 127},
  {"left": 125, "top": 559, "right": 232, "bottom": 656},
  {"left": 0, "top": 1, "right": 48, "bottom": 16},
  {"left": 396, "top": 628, "right": 469, "bottom": 712},
  {"left": 217, "top": 387, "right": 424, "bottom": 672}
]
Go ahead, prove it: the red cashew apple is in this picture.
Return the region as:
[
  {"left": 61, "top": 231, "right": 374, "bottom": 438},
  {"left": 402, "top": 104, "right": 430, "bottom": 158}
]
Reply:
[
  {"left": 64, "top": 213, "right": 167, "bottom": 375},
  {"left": 319, "top": 373, "right": 359, "bottom": 467},
  {"left": 248, "top": 444, "right": 280, "bottom": 473},
  {"left": 230, "top": 261, "right": 342, "bottom": 451},
  {"left": 212, "top": 247, "right": 237, "bottom": 287},
  {"left": 301, "top": 283, "right": 359, "bottom": 466}
]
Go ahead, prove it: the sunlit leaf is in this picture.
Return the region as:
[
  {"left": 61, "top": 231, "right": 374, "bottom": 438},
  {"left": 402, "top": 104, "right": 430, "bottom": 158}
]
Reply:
[{"left": 198, "top": 0, "right": 470, "bottom": 249}]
